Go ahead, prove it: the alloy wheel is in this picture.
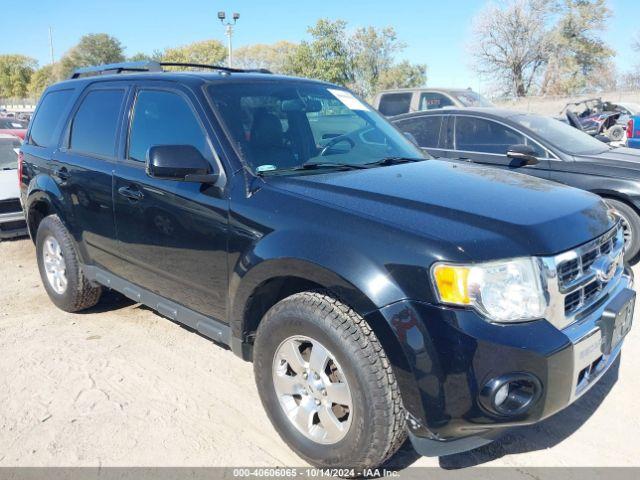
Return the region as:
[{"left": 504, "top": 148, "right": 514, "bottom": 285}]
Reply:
[{"left": 42, "top": 236, "right": 67, "bottom": 294}]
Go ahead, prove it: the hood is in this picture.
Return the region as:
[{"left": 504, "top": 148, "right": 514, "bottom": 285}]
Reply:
[
  {"left": 0, "top": 169, "right": 19, "bottom": 201},
  {"left": 575, "top": 146, "right": 640, "bottom": 169},
  {"left": 267, "top": 160, "right": 613, "bottom": 260}
]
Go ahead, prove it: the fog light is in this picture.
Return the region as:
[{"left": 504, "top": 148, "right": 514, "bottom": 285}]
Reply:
[{"left": 480, "top": 373, "right": 542, "bottom": 417}]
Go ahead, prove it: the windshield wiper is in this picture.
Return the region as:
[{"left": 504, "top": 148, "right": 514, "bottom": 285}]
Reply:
[
  {"left": 364, "top": 156, "right": 425, "bottom": 167},
  {"left": 257, "top": 162, "right": 368, "bottom": 175}
]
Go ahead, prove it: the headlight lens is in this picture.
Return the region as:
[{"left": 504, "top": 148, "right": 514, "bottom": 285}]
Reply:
[{"left": 432, "top": 258, "right": 547, "bottom": 323}]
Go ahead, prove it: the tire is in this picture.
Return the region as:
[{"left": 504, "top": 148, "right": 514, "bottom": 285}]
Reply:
[
  {"left": 605, "top": 198, "right": 640, "bottom": 263},
  {"left": 607, "top": 125, "right": 625, "bottom": 142},
  {"left": 253, "top": 291, "right": 406, "bottom": 472},
  {"left": 36, "top": 214, "right": 102, "bottom": 312}
]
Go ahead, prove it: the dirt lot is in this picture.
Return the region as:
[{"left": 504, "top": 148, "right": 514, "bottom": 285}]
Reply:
[{"left": 1, "top": 237, "right": 639, "bottom": 469}]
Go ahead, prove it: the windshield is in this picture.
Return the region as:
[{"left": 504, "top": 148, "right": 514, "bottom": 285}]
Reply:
[
  {"left": 452, "top": 91, "right": 494, "bottom": 108},
  {"left": 511, "top": 113, "right": 610, "bottom": 155},
  {"left": 0, "top": 137, "right": 20, "bottom": 170},
  {"left": 208, "top": 82, "right": 424, "bottom": 174}
]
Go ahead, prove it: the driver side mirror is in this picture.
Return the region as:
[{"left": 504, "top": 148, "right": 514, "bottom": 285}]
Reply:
[
  {"left": 146, "top": 145, "right": 218, "bottom": 183},
  {"left": 506, "top": 144, "right": 539, "bottom": 166}
]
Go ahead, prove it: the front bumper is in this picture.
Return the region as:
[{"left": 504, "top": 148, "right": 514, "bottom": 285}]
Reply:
[{"left": 365, "top": 268, "right": 634, "bottom": 456}]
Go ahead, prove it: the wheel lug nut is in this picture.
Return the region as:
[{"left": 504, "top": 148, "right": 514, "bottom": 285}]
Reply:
[
  {"left": 315, "top": 399, "right": 321, "bottom": 406},
  {"left": 322, "top": 389, "right": 327, "bottom": 396}
]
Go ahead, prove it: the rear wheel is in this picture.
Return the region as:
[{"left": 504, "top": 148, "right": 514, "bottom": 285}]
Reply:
[
  {"left": 253, "top": 291, "right": 406, "bottom": 471},
  {"left": 36, "top": 215, "right": 102, "bottom": 312},
  {"left": 605, "top": 199, "right": 640, "bottom": 263},
  {"left": 607, "top": 125, "right": 625, "bottom": 142}
]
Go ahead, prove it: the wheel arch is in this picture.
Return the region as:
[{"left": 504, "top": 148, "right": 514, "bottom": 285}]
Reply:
[{"left": 24, "top": 177, "right": 67, "bottom": 243}]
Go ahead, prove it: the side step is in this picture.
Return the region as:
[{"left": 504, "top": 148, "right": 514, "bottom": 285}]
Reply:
[{"left": 83, "top": 265, "right": 231, "bottom": 346}]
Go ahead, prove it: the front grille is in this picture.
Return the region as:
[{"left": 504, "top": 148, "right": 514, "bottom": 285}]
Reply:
[
  {"left": 556, "top": 226, "right": 623, "bottom": 318},
  {"left": 0, "top": 198, "right": 21, "bottom": 215}
]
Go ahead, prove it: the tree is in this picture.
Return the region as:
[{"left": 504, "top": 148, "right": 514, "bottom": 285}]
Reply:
[
  {"left": 470, "top": 0, "right": 552, "bottom": 97},
  {"left": 0, "top": 54, "right": 37, "bottom": 98},
  {"left": 283, "top": 19, "right": 352, "bottom": 85},
  {"left": 348, "top": 26, "right": 425, "bottom": 99},
  {"left": 542, "top": 0, "right": 614, "bottom": 94},
  {"left": 161, "top": 40, "right": 226, "bottom": 66},
  {"left": 233, "top": 41, "right": 298, "bottom": 73},
  {"left": 59, "top": 34, "right": 125, "bottom": 78},
  {"left": 28, "top": 64, "right": 57, "bottom": 99}
]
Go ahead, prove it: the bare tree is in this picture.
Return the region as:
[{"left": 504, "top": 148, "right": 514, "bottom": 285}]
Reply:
[{"left": 470, "top": 0, "right": 552, "bottom": 97}]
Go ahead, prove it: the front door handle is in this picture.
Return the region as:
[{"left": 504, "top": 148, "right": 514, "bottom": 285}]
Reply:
[
  {"left": 118, "top": 186, "right": 144, "bottom": 201},
  {"left": 53, "top": 167, "right": 70, "bottom": 181}
]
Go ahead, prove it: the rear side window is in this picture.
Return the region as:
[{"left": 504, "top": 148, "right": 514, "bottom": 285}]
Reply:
[
  {"left": 395, "top": 116, "right": 444, "bottom": 148},
  {"left": 69, "top": 89, "right": 125, "bottom": 158},
  {"left": 378, "top": 93, "right": 412, "bottom": 116},
  {"left": 29, "top": 90, "right": 75, "bottom": 148},
  {"left": 455, "top": 116, "right": 525, "bottom": 154},
  {"left": 419, "top": 92, "right": 454, "bottom": 111},
  {"left": 128, "top": 90, "right": 209, "bottom": 162}
]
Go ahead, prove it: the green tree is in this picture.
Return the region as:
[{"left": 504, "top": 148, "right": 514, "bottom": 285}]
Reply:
[
  {"left": 0, "top": 54, "right": 37, "bottom": 98},
  {"left": 233, "top": 41, "right": 298, "bottom": 73},
  {"left": 542, "top": 0, "right": 614, "bottom": 94},
  {"left": 283, "top": 19, "right": 352, "bottom": 85},
  {"left": 28, "top": 64, "right": 58, "bottom": 99},
  {"left": 348, "top": 26, "right": 425, "bottom": 98},
  {"left": 161, "top": 40, "right": 226, "bottom": 66},
  {"left": 59, "top": 33, "right": 125, "bottom": 78}
]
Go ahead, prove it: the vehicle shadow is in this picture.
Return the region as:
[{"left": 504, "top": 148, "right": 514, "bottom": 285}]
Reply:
[
  {"left": 382, "top": 356, "right": 621, "bottom": 471},
  {"left": 79, "top": 289, "right": 136, "bottom": 314}
]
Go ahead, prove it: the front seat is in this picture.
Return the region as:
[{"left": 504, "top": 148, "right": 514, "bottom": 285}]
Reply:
[{"left": 249, "top": 111, "right": 297, "bottom": 169}]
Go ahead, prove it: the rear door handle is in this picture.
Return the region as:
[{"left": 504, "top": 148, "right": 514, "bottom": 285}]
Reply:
[
  {"left": 53, "top": 167, "right": 70, "bottom": 181},
  {"left": 118, "top": 186, "right": 144, "bottom": 201}
]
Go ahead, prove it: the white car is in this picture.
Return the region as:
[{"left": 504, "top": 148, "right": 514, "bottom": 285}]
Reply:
[{"left": 0, "top": 134, "right": 27, "bottom": 239}]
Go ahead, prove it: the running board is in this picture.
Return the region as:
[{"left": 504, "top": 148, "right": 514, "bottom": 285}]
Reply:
[{"left": 82, "top": 265, "right": 231, "bottom": 346}]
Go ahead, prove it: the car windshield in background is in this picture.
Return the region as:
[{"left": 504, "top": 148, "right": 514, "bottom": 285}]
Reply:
[
  {"left": 208, "top": 82, "right": 424, "bottom": 175},
  {"left": 452, "top": 91, "right": 494, "bottom": 108},
  {"left": 0, "top": 118, "right": 27, "bottom": 129},
  {"left": 0, "top": 137, "right": 21, "bottom": 170},
  {"left": 512, "top": 113, "right": 610, "bottom": 155}
]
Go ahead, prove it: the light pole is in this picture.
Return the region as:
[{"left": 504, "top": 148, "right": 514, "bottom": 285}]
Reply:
[{"left": 218, "top": 11, "right": 239, "bottom": 68}]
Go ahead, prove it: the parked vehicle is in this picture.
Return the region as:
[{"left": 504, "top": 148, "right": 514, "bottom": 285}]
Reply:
[
  {"left": 627, "top": 115, "right": 640, "bottom": 150},
  {"left": 393, "top": 107, "right": 640, "bottom": 261},
  {"left": 560, "top": 98, "right": 629, "bottom": 142},
  {"left": 21, "top": 62, "right": 634, "bottom": 470},
  {"left": 0, "top": 118, "right": 27, "bottom": 140},
  {"left": 0, "top": 134, "right": 27, "bottom": 238},
  {"left": 373, "top": 87, "right": 494, "bottom": 117}
]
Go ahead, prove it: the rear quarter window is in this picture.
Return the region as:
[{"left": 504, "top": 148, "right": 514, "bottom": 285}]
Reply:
[
  {"left": 378, "top": 93, "right": 412, "bottom": 116},
  {"left": 29, "top": 89, "right": 75, "bottom": 148}
]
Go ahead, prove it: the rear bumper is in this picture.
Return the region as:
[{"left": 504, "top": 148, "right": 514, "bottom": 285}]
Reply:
[
  {"left": 0, "top": 210, "right": 27, "bottom": 239},
  {"left": 366, "top": 268, "right": 634, "bottom": 456}
]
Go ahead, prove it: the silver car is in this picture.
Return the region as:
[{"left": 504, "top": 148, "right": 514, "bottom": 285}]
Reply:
[{"left": 0, "top": 134, "right": 27, "bottom": 239}]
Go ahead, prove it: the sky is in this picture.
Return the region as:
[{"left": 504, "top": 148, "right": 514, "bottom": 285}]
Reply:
[{"left": 2, "top": 0, "right": 639, "bottom": 92}]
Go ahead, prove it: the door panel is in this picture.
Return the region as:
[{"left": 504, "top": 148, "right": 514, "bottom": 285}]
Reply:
[{"left": 112, "top": 84, "right": 229, "bottom": 321}]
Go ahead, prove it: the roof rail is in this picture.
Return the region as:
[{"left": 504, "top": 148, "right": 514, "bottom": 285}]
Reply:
[{"left": 69, "top": 61, "right": 272, "bottom": 79}]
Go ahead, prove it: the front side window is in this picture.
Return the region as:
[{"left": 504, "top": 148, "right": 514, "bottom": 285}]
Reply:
[
  {"left": 29, "top": 89, "right": 75, "bottom": 148},
  {"left": 395, "top": 116, "right": 444, "bottom": 148},
  {"left": 128, "top": 90, "right": 209, "bottom": 162},
  {"left": 378, "top": 93, "right": 412, "bottom": 116},
  {"left": 455, "top": 116, "right": 525, "bottom": 154},
  {"left": 419, "top": 93, "right": 454, "bottom": 111},
  {"left": 208, "top": 82, "right": 423, "bottom": 174},
  {"left": 69, "top": 89, "right": 125, "bottom": 157}
]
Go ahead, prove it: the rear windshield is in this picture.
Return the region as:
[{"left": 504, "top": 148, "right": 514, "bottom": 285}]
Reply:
[
  {"left": 0, "top": 136, "right": 21, "bottom": 170},
  {"left": 208, "top": 82, "right": 422, "bottom": 174}
]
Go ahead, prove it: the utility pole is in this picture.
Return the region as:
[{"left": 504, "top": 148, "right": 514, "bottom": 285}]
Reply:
[
  {"left": 48, "top": 27, "right": 55, "bottom": 64},
  {"left": 218, "top": 11, "right": 240, "bottom": 68}
]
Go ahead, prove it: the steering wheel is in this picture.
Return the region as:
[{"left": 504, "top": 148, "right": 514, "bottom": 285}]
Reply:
[{"left": 319, "top": 134, "right": 356, "bottom": 157}]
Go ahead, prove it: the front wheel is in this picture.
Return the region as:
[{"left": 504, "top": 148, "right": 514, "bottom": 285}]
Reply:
[
  {"left": 253, "top": 291, "right": 406, "bottom": 471},
  {"left": 606, "top": 199, "right": 640, "bottom": 263}
]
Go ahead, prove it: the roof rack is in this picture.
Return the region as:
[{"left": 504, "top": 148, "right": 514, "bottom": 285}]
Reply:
[{"left": 69, "top": 61, "right": 272, "bottom": 79}]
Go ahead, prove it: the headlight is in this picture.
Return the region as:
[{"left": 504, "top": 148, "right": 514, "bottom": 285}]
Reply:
[{"left": 431, "top": 258, "right": 547, "bottom": 323}]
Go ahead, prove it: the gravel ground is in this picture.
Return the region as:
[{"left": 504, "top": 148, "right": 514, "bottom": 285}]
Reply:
[{"left": 1, "top": 237, "right": 639, "bottom": 469}]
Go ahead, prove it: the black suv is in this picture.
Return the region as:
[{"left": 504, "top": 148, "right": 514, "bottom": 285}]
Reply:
[{"left": 20, "top": 62, "right": 635, "bottom": 470}]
